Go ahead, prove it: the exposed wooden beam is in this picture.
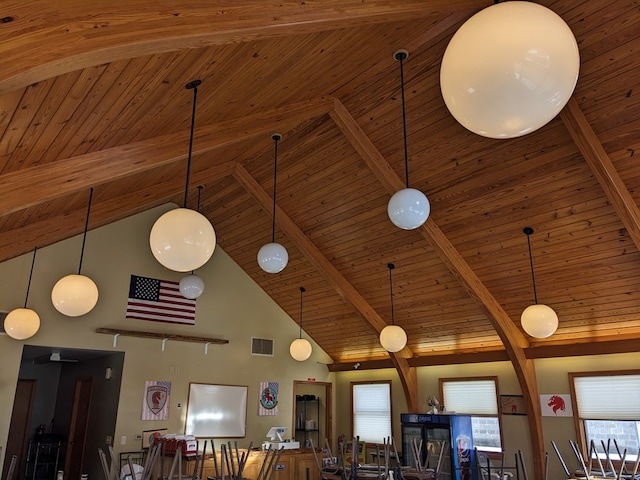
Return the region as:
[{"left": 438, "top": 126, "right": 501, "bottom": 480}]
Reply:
[
  {"left": 96, "top": 328, "right": 228, "bottom": 345},
  {"left": 0, "top": 1, "right": 483, "bottom": 94},
  {"left": 0, "top": 98, "right": 333, "bottom": 216},
  {"left": 560, "top": 97, "right": 640, "bottom": 251},
  {"left": 330, "top": 98, "right": 545, "bottom": 480},
  {"left": 233, "top": 162, "right": 419, "bottom": 411}
]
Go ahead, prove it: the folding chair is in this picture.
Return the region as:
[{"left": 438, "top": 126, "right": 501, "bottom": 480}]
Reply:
[
  {"left": 310, "top": 438, "right": 343, "bottom": 480},
  {"left": 4, "top": 455, "right": 17, "bottom": 480}
]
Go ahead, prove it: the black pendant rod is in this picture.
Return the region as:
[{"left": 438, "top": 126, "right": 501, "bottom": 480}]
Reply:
[
  {"left": 78, "top": 187, "right": 93, "bottom": 274},
  {"left": 271, "top": 134, "right": 282, "bottom": 243},
  {"left": 524, "top": 227, "right": 539, "bottom": 304},
  {"left": 396, "top": 50, "right": 410, "bottom": 189},
  {"left": 24, "top": 247, "right": 37, "bottom": 308},
  {"left": 388, "top": 263, "right": 396, "bottom": 325},
  {"left": 184, "top": 80, "right": 201, "bottom": 208},
  {"left": 298, "top": 286, "right": 306, "bottom": 339}
]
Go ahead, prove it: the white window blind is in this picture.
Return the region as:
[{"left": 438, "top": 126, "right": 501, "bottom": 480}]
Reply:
[
  {"left": 443, "top": 379, "right": 498, "bottom": 415},
  {"left": 353, "top": 383, "right": 391, "bottom": 443},
  {"left": 574, "top": 375, "right": 640, "bottom": 420}
]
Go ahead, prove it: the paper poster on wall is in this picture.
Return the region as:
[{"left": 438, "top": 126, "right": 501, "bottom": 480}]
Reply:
[
  {"left": 501, "top": 395, "right": 527, "bottom": 415},
  {"left": 540, "top": 394, "right": 573, "bottom": 417},
  {"left": 142, "top": 380, "right": 171, "bottom": 420}
]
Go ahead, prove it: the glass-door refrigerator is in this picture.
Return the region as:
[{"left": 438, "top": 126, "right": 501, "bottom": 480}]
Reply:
[{"left": 400, "top": 413, "right": 475, "bottom": 480}]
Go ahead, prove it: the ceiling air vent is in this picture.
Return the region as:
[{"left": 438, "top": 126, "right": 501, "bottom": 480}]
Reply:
[{"left": 251, "top": 337, "right": 274, "bottom": 356}]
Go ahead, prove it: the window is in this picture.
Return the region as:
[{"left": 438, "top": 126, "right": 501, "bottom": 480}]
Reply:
[
  {"left": 570, "top": 371, "right": 640, "bottom": 462},
  {"left": 441, "top": 377, "right": 502, "bottom": 452},
  {"left": 351, "top": 381, "right": 392, "bottom": 443}
]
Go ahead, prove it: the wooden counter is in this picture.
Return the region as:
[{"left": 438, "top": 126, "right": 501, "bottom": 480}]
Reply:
[{"left": 163, "top": 448, "right": 320, "bottom": 480}]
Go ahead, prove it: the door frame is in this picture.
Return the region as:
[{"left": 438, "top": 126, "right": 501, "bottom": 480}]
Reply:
[{"left": 293, "top": 380, "right": 332, "bottom": 450}]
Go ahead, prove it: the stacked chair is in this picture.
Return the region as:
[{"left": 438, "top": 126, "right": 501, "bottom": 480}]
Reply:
[
  {"left": 206, "top": 440, "right": 253, "bottom": 480},
  {"left": 402, "top": 439, "right": 448, "bottom": 480}
]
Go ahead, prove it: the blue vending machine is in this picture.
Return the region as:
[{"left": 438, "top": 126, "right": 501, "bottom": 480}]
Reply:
[{"left": 400, "top": 413, "right": 475, "bottom": 480}]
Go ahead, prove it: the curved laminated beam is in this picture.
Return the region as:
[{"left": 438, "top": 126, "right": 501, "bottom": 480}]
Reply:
[
  {"left": 0, "top": 0, "right": 484, "bottom": 95},
  {"left": 330, "top": 98, "right": 546, "bottom": 480}
]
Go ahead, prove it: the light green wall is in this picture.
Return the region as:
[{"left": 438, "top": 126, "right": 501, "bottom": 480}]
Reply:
[
  {"left": 333, "top": 353, "right": 640, "bottom": 479},
  {"left": 0, "top": 205, "right": 333, "bottom": 462}
]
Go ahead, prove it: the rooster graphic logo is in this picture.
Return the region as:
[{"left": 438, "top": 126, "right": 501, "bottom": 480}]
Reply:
[{"left": 547, "top": 395, "right": 566, "bottom": 414}]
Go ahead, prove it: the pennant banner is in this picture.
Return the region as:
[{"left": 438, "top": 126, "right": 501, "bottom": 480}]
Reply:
[
  {"left": 142, "top": 380, "right": 171, "bottom": 420},
  {"left": 259, "top": 381, "right": 279, "bottom": 416}
]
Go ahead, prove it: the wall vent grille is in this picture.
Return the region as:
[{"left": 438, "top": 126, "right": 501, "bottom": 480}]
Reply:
[{"left": 251, "top": 337, "right": 274, "bottom": 356}]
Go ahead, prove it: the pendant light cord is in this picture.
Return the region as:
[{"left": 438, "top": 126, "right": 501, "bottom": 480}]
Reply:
[
  {"left": 397, "top": 51, "right": 410, "bottom": 189},
  {"left": 299, "top": 286, "right": 306, "bottom": 339},
  {"left": 184, "top": 80, "right": 201, "bottom": 208},
  {"left": 78, "top": 187, "right": 93, "bottom": 274},
  {"left": 24, "top": 246, "right": 37, "bottom": 308},
  {"left": 271, "top": 134, "right": 281, "bottom": 243},
  {"left": 524, "top": 227, "right": 539, "bottom": 304},
  {"left": 388, "top": 263, "right": 396, "bottom": 325}
]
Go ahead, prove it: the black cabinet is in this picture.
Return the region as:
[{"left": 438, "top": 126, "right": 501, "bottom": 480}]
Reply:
[{"left": 294, "top": 396, "right": 320, "bottom": 447}]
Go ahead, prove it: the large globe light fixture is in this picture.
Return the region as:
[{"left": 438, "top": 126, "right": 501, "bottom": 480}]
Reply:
[
  {"left": 150, "top": 80, "right": 216, "bottom": 272},
  {"left": 52, "top": 188, "right": 99, "bottom": 317},
  {"left": 258, "top": 134, "right": 289, "bottom": 273},
  {"left": 179, "top": 273, "right": 205, "bottom": 299},
  {"left": 520, "top": 227, "right": 558, "bottom": 338},
  {"left": 440, "top": 1, "right": 580, "bottom": 138},
  {"left": 290, "top": 287, "right": 312, "bottom": 361},
  {"left": 5, "top": 308, "right": 40, "bottom": 341},
  {"left": 5, "top": 247, "right": 41, "bottom": 340},
  {"left": 150, "top": 207, "right": 216, "bottom": 272},
  {"left": 387, "top": 50, "right": 430, "bottom": 230},
  {"left": 52, "top": 274, "right": 99, "bottom": 317},
  {"left": 379, "top": 263, "right": 408, "bottom": 353}
]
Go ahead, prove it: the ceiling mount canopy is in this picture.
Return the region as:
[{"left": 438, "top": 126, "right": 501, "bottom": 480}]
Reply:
[
  {"left": 290, "top": 286, "right": 312, "bottom": 361},
  {"left": 4, "top": 247, "right": 40, "bottom": 340},
  {"left": 521, "top": 227, "right": 558, "bottom": 338},
  {"left": 440, "top": 1, "right": 580, "bottom": 138},
  {"left": 387, "top": 49, "right": 431, "bottom": 230},
  {"left": 150, "top": 79, "right": 216, "bottom": 272},
  {"left": 51, "top": 187, "right": 99, "bottom": 317},
  {"left": 179, "top": 185, "right": 206, "bottom": 300},
  {"left": 257, "top": 133, "right": 289, "bottom": 273},
  {"left": 379, "top": 262, "right": 408, "bottom": 352}
]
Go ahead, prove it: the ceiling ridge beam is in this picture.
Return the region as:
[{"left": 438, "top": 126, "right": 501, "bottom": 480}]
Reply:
[
  {"left": 0, "top": 0, "right": 484, "bottom": 95},
  {"left": 0, "top": 97, "right": 334, "bottom": 216},
  {"left": 560, "top": 97, "right": 640, "bottom": 251},
  {"left": 330, "top": 98, "right": 545, "bottom": 477},
  {"left": 232, "top": 162, "right": 419, "bottom": 411}
]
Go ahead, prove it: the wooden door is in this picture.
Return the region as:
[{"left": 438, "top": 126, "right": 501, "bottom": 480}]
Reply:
[
  {"left": 3, "top": 379, "right": 36, "bottom": 480},
  {"left": 64, "top": 377, "right": 93, "bottom": 480}
]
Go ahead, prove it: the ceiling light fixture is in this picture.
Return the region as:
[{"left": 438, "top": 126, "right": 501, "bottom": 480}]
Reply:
[
  {"left": 521, "top": 227, "right": 558, "bottom": 338},
  {"left": 150, "top": 80, "right": 216, "bottom": 272},
  {"left": 5, "top": 247, "right": 41, "bottom": 340},
  {"left": 258, "top": 133, "right": 288, "bottom": 273},
  {"left": 179, "top": 185, "right": 206, "bottom": 299},
  {"left": 379, "top": 263, "right": 408, "bottom": 352},
  {"left": 51, "top": 188, "right": 99, "bottom": 317},
  {"left": 440, "top": 1, "right": 579, "bottom": 138},
  {"left": 290, "top": 287, "right": 312, "bottom": 361},
  {"left": 387, "top": 49, "right": 430, "bottom": 230}
]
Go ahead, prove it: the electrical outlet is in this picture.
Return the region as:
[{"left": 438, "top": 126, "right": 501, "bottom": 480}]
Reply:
[{"left": 120, "top": 435, "right": 127, "bottom": 445}]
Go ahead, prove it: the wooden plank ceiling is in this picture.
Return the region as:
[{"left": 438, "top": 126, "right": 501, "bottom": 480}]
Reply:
[{"left": 1, "top": 0, "right": 639, "bottom": 368}]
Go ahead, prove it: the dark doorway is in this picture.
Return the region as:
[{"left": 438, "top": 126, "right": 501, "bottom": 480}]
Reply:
[
  {"left": 5, "top": 345, "right": 124, "bottom": 480},
  {"left": 2, "top": 379, "right": 36, "bottom": 480}
]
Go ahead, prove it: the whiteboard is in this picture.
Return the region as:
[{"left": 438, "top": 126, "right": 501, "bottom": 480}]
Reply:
[{"left": 185, "top": 383, "right": 248, "bottom": 437}]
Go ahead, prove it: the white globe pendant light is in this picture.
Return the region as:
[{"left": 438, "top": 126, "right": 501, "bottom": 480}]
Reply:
[
  {"left": 520, "top": 227, "right": 558, "bottom": 338},
  {"left": 179, "top": 273, "right": 205, "bottom": 300},
  {"left": 440, "top": 1, "right": 580, "bottom": 138},
  {"left": 290, "top": 287, "right": 312, "bottom": 361},
  {"left": 379, "top": 263, "right": 408, "bottom": 353},
  {"left": 258, "top": 134, "right": 288, "bottom": 273},
  {"left": 150, "top": 80, "right": 216, "bottom": 272},
  {"left": 5, "top": 247, "right": 40, "bottom": 340},
  {"left": 387, "top": 50, "right": 430, "bottom": 230},
  {"left": 52, "top": 188, "right": 99, "bottom": 317}
]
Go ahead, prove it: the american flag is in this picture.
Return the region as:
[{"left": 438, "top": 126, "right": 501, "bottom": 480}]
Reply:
[
  {"left": 126, "top": 275, "right": 196, "bottom": 325},
  {"left": 259, "top": 381, "right": 279, "bottom": 416}
]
